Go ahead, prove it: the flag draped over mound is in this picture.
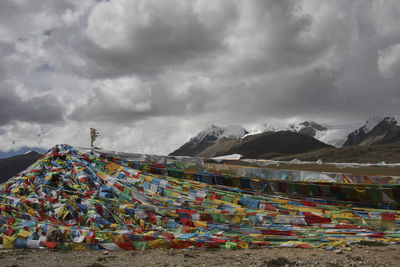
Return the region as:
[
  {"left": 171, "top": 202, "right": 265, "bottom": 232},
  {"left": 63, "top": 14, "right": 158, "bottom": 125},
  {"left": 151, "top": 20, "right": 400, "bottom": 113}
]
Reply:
[{"left": 0, "top": 144, "right": 399, "bottom": 250}]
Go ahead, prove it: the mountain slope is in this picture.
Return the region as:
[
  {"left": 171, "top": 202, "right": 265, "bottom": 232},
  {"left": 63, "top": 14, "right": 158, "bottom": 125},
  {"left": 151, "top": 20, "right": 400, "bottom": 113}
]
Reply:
[
  {"left": 370, "top": 126, "right": 400, "bottom": 145},
  {"left": 344, "top": 117, "right": 398, "bottom": 146},
  {"left": 247, "top": 120, "right": 347, "bottom": 147},
  {"left": 0, "top": 151, "right": 43, "bottom": 183},
  {"left": 170, "top": 125, "right": 248, "bottom": 156},
  {"left": 274, "top": 141, "right": 400, "bottom": 164},
  {"left": 198, "top": 131, "right": 332, "bottom": 159}
]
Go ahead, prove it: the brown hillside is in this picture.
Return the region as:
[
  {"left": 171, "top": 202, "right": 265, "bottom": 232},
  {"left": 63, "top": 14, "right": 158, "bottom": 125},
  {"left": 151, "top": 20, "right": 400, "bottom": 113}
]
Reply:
[
  {"left": 273, "top": 141, "right": 400, "bottom": 164},
  {"left": 198, "top": 131, "right": 332, "bottom": 159}
]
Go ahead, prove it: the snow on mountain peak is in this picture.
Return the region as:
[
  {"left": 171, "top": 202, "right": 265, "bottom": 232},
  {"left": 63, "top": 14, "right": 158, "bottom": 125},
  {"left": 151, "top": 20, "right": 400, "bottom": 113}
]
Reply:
[
  {"left": 248, "top": 121, "right": 327, "bottom": 136},
  {"left": 260, "top": 123, "right": 278, "bottom": 132},
  {"left": 245, "top": 120, "right": 349, "bottom": 147},
  {"left": 191, "top": 125, "right": 248, "bottom": 144},
  {"left": 382, "top": 117, "right": 397, "bottom": 126},
  {"left": 220, "top": 125, "right": 249, "bottom": 139}
]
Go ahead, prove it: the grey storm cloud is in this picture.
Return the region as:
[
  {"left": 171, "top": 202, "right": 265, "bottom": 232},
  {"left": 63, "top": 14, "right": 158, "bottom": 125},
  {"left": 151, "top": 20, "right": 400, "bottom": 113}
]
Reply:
[
  {"left": 0, "top": 82, "right": 65, "bottom": 126},
  {"left": 68, "top": 76, "right": 218, "bottom": 122},
  {"left": 81, "top": 0, "right": 239, "bottom": 77},
  {"left": 54, "top": 0, "right": 400, "bottom": 124},
  {"left": 1, "top": 0, "right": 400, "bottom": 154},
  {"left": 0, "top": 0, "right": 75, "bottom": 42}
]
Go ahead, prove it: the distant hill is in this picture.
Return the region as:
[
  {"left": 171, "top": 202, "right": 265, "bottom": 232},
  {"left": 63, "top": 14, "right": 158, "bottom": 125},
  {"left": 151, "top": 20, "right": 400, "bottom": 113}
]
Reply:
[
  {"left": 170, "top": 125, "right": 248, "bottom": 156},
  {"left": 197, "top": 131, "right": 332, "bottom": 159},
  {"left": 274, "top": 141, "right": 400, "bottom": 163},
  {"left": 0, "top": 151, "right": 43, "bottom": 183},
  {"left": 0, "top": 146, "right": 47, "bottom": 158}
]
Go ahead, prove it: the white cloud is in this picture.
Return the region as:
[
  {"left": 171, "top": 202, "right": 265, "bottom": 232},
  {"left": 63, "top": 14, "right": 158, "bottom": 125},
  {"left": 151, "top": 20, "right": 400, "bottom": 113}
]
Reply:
[
  {"left": 373, "top": 0, "right": 400, "bottom": 38},
  {"left": 84, "top": 0, "right": 238, "bottom": 76},
  {"left": 1, "top": 0, "right": 400, "bottom": 155},
  {"left": 378, "top": 43, "right": 400, "bottom": 78}
]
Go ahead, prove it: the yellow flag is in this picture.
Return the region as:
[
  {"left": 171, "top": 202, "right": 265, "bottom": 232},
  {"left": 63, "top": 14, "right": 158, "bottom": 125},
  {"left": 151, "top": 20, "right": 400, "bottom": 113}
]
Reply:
[{"left": 3, "top": 235, "right": 16, "bottom": 249}]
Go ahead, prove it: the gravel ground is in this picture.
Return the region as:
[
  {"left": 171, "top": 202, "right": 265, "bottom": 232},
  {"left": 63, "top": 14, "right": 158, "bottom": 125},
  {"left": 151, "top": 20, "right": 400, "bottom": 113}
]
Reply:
[{"left": 0, "top": 244, "right": 399, "bottom": 267}]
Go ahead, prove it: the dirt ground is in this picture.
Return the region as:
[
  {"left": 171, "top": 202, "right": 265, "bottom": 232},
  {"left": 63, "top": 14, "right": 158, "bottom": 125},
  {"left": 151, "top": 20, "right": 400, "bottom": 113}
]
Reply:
[{"left": 0, "top": 244, "right": 399, "bottom": 267}]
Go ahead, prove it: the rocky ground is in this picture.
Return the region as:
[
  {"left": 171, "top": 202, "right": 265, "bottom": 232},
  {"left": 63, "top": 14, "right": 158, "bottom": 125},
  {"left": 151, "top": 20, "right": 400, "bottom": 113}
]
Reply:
[{"left": 0, "top": 243, "right": 399, "bottom": 267}]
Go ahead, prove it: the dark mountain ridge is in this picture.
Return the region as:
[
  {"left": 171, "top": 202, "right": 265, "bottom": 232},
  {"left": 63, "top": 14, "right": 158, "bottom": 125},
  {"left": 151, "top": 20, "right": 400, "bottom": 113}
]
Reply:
[
  {"left": 0, "top": 151, "right": 43, "bottom": 183},
  {"left": 344, "top": 117, "right": 398, "bottom": 146}
]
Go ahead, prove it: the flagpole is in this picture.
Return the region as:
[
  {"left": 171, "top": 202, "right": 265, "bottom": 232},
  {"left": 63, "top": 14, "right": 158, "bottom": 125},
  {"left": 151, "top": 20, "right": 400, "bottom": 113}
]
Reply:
[{"left": 90, "top": 128, "right": 99, "bottom": 150}]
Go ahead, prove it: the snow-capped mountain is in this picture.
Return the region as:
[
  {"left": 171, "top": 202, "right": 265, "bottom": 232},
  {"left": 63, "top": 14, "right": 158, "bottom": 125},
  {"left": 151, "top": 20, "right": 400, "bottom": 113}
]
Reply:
[
  {"left": 190, "top": 125, "right": 248, "bottom": 144},
  {"left": 344, "top": 117, "right": 398, "bottom": 146},
  {"left": 170, "top": 125, "right": 248, "bottom": 156},
  {"left": 364, "top": 118, "right": 387, "bottom": 133},
  {"left": 247, "top": 121, "right": 326, "bottom": 136},
  {"left": 288, "top": 121, "right": 327, "bottom": 136},
  {"left": 314, "top": 128, "right": 348, "bottom": 147},
  {"left": 246, "top": 121, "right": 348, "bottom": 147},
  {"left": 170, "top": 117, "right": 400, "bottom": 157}
]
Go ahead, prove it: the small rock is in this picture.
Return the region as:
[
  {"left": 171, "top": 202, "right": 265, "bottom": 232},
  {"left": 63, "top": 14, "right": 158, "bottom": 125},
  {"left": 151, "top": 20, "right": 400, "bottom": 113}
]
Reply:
[
  {"left": 334, "top": 249, "right": 342, "bottom": 254},
  {"left": 102, "top": 251, "right": 109, "bottom": 255}
]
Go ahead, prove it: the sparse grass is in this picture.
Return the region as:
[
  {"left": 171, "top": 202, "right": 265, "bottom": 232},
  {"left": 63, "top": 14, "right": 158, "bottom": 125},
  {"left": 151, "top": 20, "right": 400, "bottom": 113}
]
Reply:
[
  {"left": 97, "top": 256, "right": 118, "bottom": 262},
  {"left": 358, "top": 241, "right": 388, "bottom": 247},
  {"left": 327, "top": 263, "right": 343, "bottom": 267},
  {"left": 8, "top": 249, "right": 31, "bottom": 258},
  {"left": 84, "top": 264, "right": 107, "bottom": 267},
  {"left": 265, "top": 257, "right": 295, "bottom": 267},
  {"left": 267, "top": 141, "right": 400, "bottom": 176},
  {"left": 204, "top": 248, "right": 220, "bottom": 252},
  {"left": 50, "top": 247, "right": 71, "bottom": 253},
  {"left": 13, "top": 249, "right": 30, "bottom": 255}
]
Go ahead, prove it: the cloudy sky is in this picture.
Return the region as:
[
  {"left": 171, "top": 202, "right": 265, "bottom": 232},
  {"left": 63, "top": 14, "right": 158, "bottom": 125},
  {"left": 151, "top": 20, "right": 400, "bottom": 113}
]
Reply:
[{"left": 1, "top": 0, "right": 400, "bottom": 155}]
